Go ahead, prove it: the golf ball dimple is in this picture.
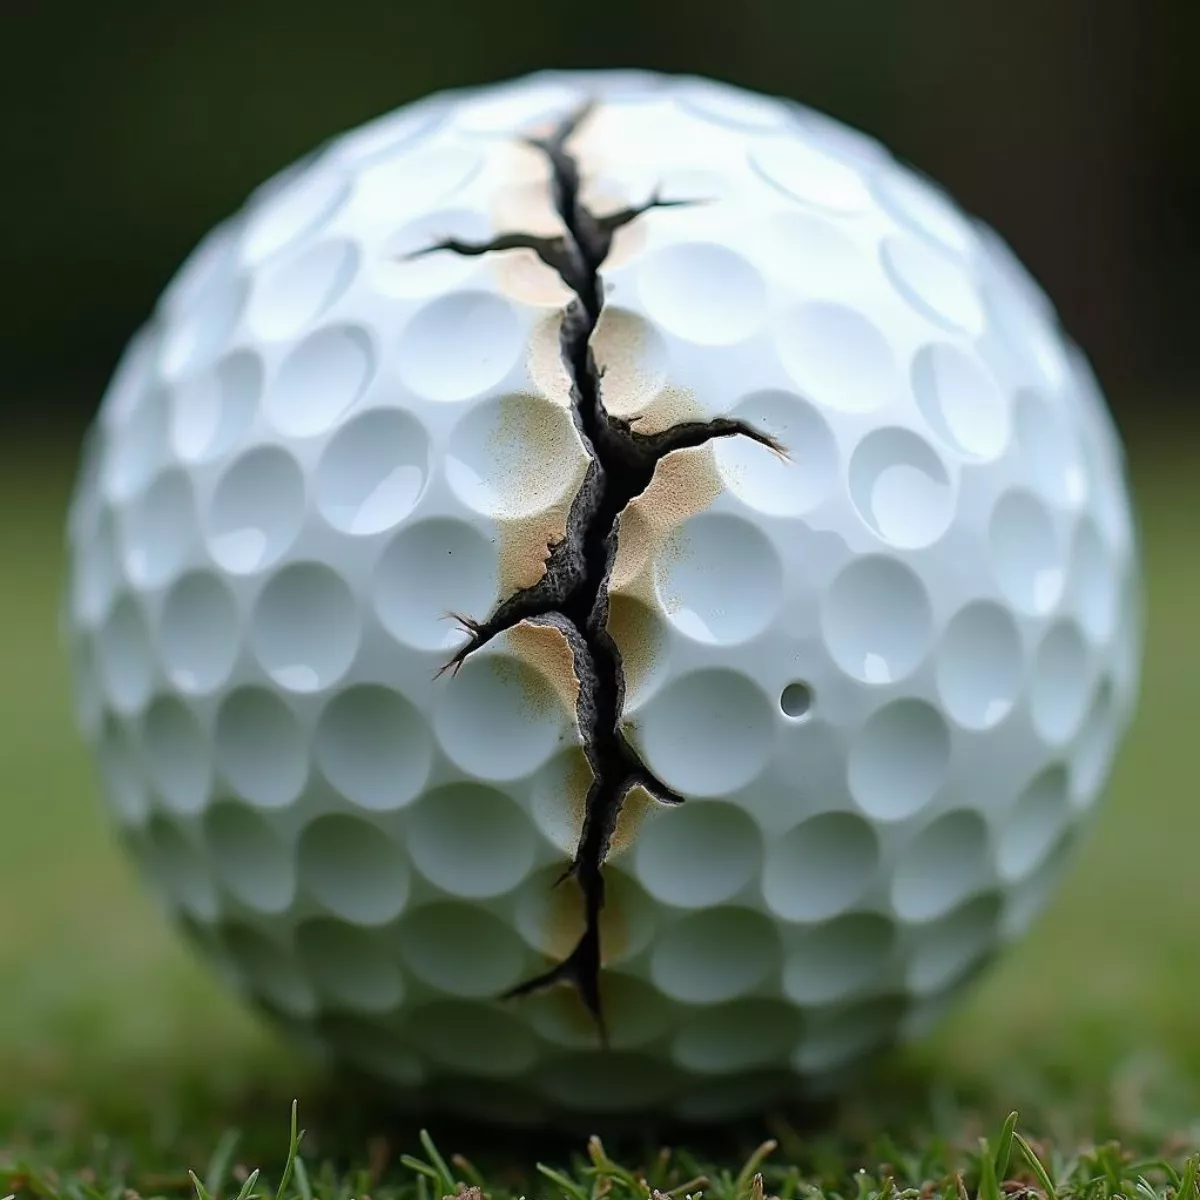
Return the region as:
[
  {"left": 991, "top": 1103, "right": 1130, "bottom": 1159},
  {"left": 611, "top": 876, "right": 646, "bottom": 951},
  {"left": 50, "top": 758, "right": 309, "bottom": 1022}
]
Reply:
[{"left": 64, "top": 69, "right": 1141, "bottom": 1121}]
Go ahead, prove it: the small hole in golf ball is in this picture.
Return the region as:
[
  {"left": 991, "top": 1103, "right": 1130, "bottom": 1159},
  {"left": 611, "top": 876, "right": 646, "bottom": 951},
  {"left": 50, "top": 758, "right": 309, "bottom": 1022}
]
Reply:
[{"left": 780, "top": 682, "right": 813, "bottom": 719}]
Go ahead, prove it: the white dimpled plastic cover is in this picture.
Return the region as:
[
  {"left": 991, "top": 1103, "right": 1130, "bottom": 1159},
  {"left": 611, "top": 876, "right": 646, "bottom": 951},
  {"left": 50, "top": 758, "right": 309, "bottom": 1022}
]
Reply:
[{"left": 64, "top": 69, "right": 1141, "bottom": 1121}]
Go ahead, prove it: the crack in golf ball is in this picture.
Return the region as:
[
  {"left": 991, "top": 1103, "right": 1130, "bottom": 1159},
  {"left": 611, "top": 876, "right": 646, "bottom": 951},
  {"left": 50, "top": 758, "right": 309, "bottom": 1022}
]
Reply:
[{"left": 425, "top": 105, "right": 784, "bottom": 1039}]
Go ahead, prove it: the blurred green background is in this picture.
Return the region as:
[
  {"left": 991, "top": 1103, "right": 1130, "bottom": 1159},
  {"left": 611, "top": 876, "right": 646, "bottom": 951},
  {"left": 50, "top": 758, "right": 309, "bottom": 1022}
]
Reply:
[{"left": 1, "top": 0, "right": 1198, "bottom": 1138}]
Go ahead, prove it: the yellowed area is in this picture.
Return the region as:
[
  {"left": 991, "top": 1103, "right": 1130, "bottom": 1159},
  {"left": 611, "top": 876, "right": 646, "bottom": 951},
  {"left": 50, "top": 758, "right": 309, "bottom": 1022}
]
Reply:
[
  {"left": 484, "top": 141, "right": 573, "bottom": 308},
  {"left": 608, "top": 502, "right": 653, "bottom": 592},
  {"left": 526, "top": 311, "right": 575, "bottom": 405},
  {"left": 591, "top": 309, "right": 710, "bottom": 436},
  {"left": 591, "top": 307, "right": 660, "bottom": 420},
  {"left": 561, "top": 99, "right": 600, "bottom": 160},
  {"left": 492, "top": 391, "right": 585, "bottom": 484},
  {"left": 584, "top": 175, "right": 653, "bottom": 272},
  {"left": 491, "top": 247, "right": 573, "bottom": 308},
  {"left": 497, "top": 510, "right": 564, "bottom": 597},
  {"left": 507, "top": 619, "right": 581, "bottom": 716},
  {"left": 609, "top": 443, "right": 723, "bottom": 585},
  {"left": 609, "top": 782, "right": 660, "bottom": 857},
  {"left": 634, "top": 442, "right": 725, "bottom": 527},
  {"left": 604, "top": 212, "right": 651, "bottom": 272},
  {"left": 605, "top": 591, "right": 660, "bottom": 699},
  {"left": 483, "top": 140, "right": 563, "bottom": 306},
  {"left": 607, "top": 443, "right": 724, "bottom": 688},
  {"left": 542, "top": 873, "right": 629, "bottom": 966},
  {"left": 559, "top": 744, "right": 595, "bottom": 848},
  {"left": 490, "top": 651, "right": 555, "bottom": 722},
  {"left": 569, "top": 103, "right": 654, "bottom": 272},
  {"left": 490, "top": 140, "right": 563, "bottom": 237},
  {"left": 490, "top": 391, "right": 588, "bottom": 595},
  {"left": 627, "top": 384, "right": 708, "bottom": 438}
]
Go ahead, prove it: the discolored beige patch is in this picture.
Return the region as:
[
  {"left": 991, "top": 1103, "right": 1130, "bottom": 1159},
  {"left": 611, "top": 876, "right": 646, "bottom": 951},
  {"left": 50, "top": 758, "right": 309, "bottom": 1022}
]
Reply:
[
  {"left": 491, "top": 141, "right": 563, "bottom": 237},
  {"left": 558, "top": 743, "right": 595, "bottom": 846},
  {"left": 489, "top": 648, "right": 557, "bottom": 722},
  {"left": 609, "top": 443, "right": 725, "bottom": 589},
  {"left": 560, "top": 101, "right": 602, "bottom": 164},
  {"left": 491, "top": 248, "right": 574, "bottom": 308},
  {"left": 508, "top": 618, "right": 581, "bottom": 716},
  {"left": 484, "top": 142, "right": 574, "bottom": 307},
  {"left": 497, "top": 512, "right": 565, "bottom": 597},
  {"left": 610, "top": 783, "right": 664, "bottom": 857},
  {"left": 542, "top": 870, "right": 630, "bottom": 965},
  {"left": 608, "top": 503, "right": 655, "bottom": 593},
  {"left": 607, "top": 444, "right": 725, "bottom": 711},
  {"left": 592, "top": 307, "right": 706, "bottom": 436},
  {"left": 524, "top": 106, "right": 579, "bottom": 145},
  {"left": 488, "top": 391, "right": 588, "bottom": 596},
  {"left": 526, "top": 311, "right": 575, "bottom": 405},
  {"left": 603, "top": 213, "right": 652, "bottom": 272},
  {"left": 569, "top": 106, "right": 658, "bottom": 272},
  {"left": 586, "top": 177, "right": 655, "bottom": 271},
  {"left": 606, "top": 592, "right": 663, "bottom": 699},
  {"left": 640, "top": 443, "right": 727, "bottom": 527},
  {"left": 629, "top": 385, "right": 708, "bottom": 438},
  {"left": 591, "top": 307, "right": 666, "bottom": 421},
  {"left": 576, "top": 176, "right": 634, "bottom": 215}
]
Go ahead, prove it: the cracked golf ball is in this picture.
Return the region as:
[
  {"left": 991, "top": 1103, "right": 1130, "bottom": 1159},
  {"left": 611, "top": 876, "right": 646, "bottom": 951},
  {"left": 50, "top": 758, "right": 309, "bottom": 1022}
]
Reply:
[{"left": 64, "top": 70, "right": 1142, "bottom": 1121}]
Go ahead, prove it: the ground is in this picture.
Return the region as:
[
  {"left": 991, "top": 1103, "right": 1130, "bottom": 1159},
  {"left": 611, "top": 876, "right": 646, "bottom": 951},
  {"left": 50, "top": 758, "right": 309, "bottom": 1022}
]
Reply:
[{"left": 1, "top": 427, "right": 1198, "bottom": 1196}]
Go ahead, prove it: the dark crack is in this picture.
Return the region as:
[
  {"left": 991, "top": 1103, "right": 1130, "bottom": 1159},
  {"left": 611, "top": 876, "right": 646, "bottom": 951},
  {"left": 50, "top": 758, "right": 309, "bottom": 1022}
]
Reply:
[{"left": 427, "top": 104, "right": 783, "bottom": 1041}]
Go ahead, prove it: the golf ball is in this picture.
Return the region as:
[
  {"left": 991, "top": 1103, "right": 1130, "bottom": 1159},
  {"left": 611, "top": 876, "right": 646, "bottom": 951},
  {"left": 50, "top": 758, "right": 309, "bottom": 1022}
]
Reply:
[{"left": 64, "top": 70, "right": 1142, "bottom": 1122}]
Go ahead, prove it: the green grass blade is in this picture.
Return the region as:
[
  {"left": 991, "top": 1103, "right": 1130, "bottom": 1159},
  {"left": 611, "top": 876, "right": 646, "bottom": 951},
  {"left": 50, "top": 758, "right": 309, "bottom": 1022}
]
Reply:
[
  {"left": 536, "top": 1163, "right": 591, "bottom": 1200},
  {"left": 417, "top": 1131, "right": 456, "bottom": 1196},
  {"left": 450, "top": 1155, "right": 485, "bottom": 1189},
  {"left": 400, "top": 1158, "right": 442, "bottom": 1184},
  {"left": 190, "top": 1170, "right": 215, "bottom": 1200},
  {"left": 1013, "top": 1133, "right": 1056, "bottom": 1200},
  {"left": 292, "top": 1156, "right": 312, "bottom": 1200},
  {"left": 234, "top": 1168, "right": 262, "bottom": 1200},
  {"left": 1180, "top": 1156, "right": 1199, "bottom": 1200},
  {"left": 977, "top": 1138, "right": 1000, "bottom": 1200},
  {"left": 993, "top": 1113, "right": 1018, "bottom": 1180},
  {"left": 586, "top": 1137, "right": 642, "bottom": 1190},
  {"left": 273, "top": 1100, "right": 304, "bottom": 1200},
  {"left": 735, "top": 1141, "right": 777, "bottom": 1199},
  {"left": 1136, "top": 1176, "right": 1160, "bottom": 1200},
  {"left": 1129, "top": 1160, "right": 1181, "bottom": 1189}
]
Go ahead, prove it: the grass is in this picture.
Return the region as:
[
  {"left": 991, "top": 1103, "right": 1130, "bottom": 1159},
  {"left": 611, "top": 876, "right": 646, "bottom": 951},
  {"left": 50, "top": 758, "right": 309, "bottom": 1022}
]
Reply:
[{"left": 1, "top": 427, "right": 1198, "bottom": 1194}]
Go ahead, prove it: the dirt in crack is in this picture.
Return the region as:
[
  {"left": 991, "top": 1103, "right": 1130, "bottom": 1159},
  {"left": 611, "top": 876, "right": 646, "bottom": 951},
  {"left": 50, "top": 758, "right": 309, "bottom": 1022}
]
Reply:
[{"left": 424, "top": 106, "right": 784, "bottom": 1042}]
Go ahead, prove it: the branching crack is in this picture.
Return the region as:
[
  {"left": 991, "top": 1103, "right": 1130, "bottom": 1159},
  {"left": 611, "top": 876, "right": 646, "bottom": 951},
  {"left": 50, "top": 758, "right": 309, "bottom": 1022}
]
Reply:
[{"left": 425, "top": 105, "right": 784, "bottom": 1042}]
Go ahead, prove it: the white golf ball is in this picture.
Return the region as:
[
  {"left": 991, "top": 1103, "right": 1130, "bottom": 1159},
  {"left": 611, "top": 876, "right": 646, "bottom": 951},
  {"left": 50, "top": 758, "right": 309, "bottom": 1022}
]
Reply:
[{"left": 64, "top": 69, "right": 1141, "bottom": 1122}]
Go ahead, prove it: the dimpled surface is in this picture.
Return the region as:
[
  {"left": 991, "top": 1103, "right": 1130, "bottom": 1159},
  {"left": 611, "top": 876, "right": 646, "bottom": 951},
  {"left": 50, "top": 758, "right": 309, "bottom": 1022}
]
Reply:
[{"left": 64, "top": 70, "right": 1141, "bottom": 1122}]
